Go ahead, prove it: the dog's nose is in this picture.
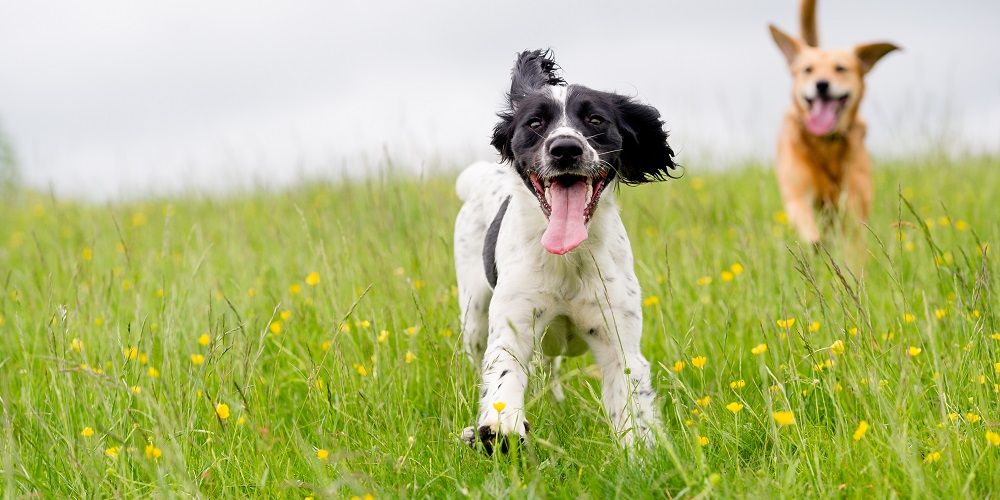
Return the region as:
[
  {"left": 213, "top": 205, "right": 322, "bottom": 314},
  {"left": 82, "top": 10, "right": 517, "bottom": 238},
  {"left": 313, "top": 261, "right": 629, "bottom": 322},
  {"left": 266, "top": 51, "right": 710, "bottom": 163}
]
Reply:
[
  {"left": 816, "top": 80, "right": 830, "bottom": 97},
  {"left": 549, "top": 138, "right": 584, "bottom": 166}
]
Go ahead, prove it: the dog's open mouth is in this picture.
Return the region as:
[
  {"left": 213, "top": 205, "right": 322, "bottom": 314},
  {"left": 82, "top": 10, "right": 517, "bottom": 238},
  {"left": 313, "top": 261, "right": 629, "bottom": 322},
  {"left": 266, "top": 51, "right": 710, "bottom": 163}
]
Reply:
[
  {"left": 804, "top": 95, "right": 849, "bottom": 136},
  {"left": 528, "top": 171, "right": 608, "bottom": 255}
]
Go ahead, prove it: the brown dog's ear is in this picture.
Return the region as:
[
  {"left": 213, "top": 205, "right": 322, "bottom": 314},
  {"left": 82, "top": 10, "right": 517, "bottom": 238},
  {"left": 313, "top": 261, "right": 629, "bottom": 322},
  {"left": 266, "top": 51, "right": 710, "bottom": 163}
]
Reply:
[
  {"left": 769, "top": 25, "right": 802, "bottom": 66},
  {"left": 854, "top": 42, "right": 900, "bottom": 74}
]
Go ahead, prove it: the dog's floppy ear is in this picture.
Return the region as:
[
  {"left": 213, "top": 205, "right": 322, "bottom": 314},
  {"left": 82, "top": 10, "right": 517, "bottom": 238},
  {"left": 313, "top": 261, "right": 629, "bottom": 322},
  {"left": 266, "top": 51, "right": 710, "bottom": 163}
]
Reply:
[
  {"left": 769, "top": 25, "right": 802, "bottom": 66},
  {"left": 614, "top": 96, "right": 678, "bottom": 185},
  {"left": 508, "top": 49, "right": 565, "bottom": 110},
  {"left": 492, "top": 49, "right": 567, "bottom": 163},
  {"left": 854, "top": 42, "right": 900, "bottom": 74}
]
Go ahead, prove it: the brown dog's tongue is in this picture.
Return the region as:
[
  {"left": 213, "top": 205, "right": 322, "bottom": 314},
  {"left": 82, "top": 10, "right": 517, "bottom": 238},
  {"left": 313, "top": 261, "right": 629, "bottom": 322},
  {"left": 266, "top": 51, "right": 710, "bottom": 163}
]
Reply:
[
  {"left": 807, "top": 99, "right": 838, "bottom": 136},
  {"left": 541, "top": 180, "right": 589, "bottom": 255}
]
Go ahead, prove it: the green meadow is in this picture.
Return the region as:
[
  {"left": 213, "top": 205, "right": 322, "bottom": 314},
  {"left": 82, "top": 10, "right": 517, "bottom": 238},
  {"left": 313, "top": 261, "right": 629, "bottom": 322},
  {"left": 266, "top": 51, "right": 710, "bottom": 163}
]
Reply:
[{"left": 0, "top": 156, "right": 997, "bottom": 498}]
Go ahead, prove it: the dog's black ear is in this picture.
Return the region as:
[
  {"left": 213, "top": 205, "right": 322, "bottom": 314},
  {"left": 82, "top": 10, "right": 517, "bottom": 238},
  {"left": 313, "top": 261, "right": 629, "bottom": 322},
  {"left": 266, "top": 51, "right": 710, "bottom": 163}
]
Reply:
[
  {"left": 492, "top": 50, "right": 566, "bottom": 163},
  {"left": 508, "top": 49, "right": 565, "bottom": 110},
  {"left": 614, "top": 96, "right": 678, "bottom": 185},
  {"left": 490, "top": 114, "right": 515, "bottom": 163}
]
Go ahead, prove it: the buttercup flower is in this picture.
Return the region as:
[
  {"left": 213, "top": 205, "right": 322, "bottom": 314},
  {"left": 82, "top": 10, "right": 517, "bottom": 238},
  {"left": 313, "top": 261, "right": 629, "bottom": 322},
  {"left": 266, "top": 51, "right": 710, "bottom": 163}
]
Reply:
[
  {"left": 830, "top": 340, "right": 845, "bottom": 355},
  {"left": 671, "top": 361, "right": 685, "bottom": 372},
  {"left": 908, "top": 346, "right": 922, "bottom": 357},
  {"left": 731, "top": 263, "right": 744, "bottom": 275},
  {"left": 726, "top": 402, "right": 744, "bottom": 414},
  {"left": 808, "top": 321, "right": 820, "bottom": 332},
  {"left": 493, "top": 401, "right": 506, "bottom": 413},
  {"left": 698, "top": 436, "right": 709, "bottom": 446},
  {"left": 306, "top": 272, "right": 320, "bottom": 286},
  {"left": 696, "top": 396, "right": 711, "bottom": 407},
  {"left": 729, "top": 379, "right": 746, "bottom": 389},
  {"left": 773, "top": 411, "right": 795, "bottom": 426},
  {"left": 145, "top": 443, "right": 162, "bottom": 459},
  {"left": 405, "top": 351, "right": 417, "bottom": 364},
  {"left": 751, "top": 344, "right": 767, "bottom": 355},
  {"left": 691, "top": 356, "right": 707, "bottom": 368},
  {"left": 216, "top": 403, "right": 230, "bottom": 420},
  {"left": 70, "top": 338, "right": 83, "bottom": 352},
  {"left": 81, "top": 427, "right": 95, "bottom": 437},
  {"left": 924, "top": 451, "right": 942, "bottom": 463},
  {"left": 198, "top": 334, "right": 211, "bottom": 346},
  {"left": 776, "top": 318, "right": 795, "bottom": 329},
  {"left": 643, "top": 296, "right": 660, "bottom": 307},
  {"left": 191, "top": 354, "right": 205, "bottom": 365},
  {"left": 853, "top": 421, "right": 868, "bottom": 441},
  {"left": 986, "top": 431, "right": 1000, "bottom": 446},
  {"left": 317, "top": 448, "right": 330, "bottom": 460}
]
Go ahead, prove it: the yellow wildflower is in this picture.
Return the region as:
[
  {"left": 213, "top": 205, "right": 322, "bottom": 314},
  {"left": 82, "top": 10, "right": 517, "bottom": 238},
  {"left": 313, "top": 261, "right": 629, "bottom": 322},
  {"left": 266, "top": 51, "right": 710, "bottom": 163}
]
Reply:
[
  {"left": 808, "top": 321, "right": 820, "bottom": 332},
  {"left": 305, "top": 272, "right": 320, "bottom": 286},
  {"left": 105, "top": 446, "right": 121, "bottom": 458},
  {"left": 776, "top": 318, "right": 795, "bottom": 328},
  {"left": 138, "top": 352, "right": 147, "bottom": 364},
  {"left": 357, "top": 365, "right": 368, "bottom": 377},
  {"left": 696, "top": 276, "right": 712, "bottom": 286},
  {"left": 947, "top": 412, "right": 959, "bottom": 422},
  {"left": 131, "top": 386, "right": 142, "bottom": 394},
  {"left": 81, "top": 427, "right": 95, "bottom": 437},
  {"left": 853, "top": 421, "right": 868, "bottom": 441},
  {"left": 955, "top": 220, "right": 968, "bottom": 231},
  {"left": 191, "top": 353, "right": 205, "bottom": 365},
  {"left": 124, "top": 346, "right": 137, "bottom": 360},
  {"left": 280, "top": 310, "right": 292, "bottom": 321},
  {"left": 903, "top": 313, "right": 914, "bottom": 323},
  {"left": 289, "top": 283, "right": 302, "bottom": 295},
  {"left": 691, "top": 356, "right": 707, "bottom": 368},
  {"left": 238, "top": 415, "right": 247, "bottom": 425},
  {"left": 986, "top": 431, "right": 1000, "bottom": 446},
  {"left": 377, "top": 330, "right": 389, "bottom": 343},
  {"left": 924, "top": 451, "right": 942, "bottom": 463},
  {"left": 405, "top": 351, "right": 417, "bottom": 364},
  {"left": 198, "top": 334, "right": 211, "bottom": 346},
  {"left": 730, "top": 379, "right": 746, "bottom": 389},
  {"left": 321, "top": 341, "right": 331, "bottom": 351},
  {"left": 642, "top": 296, "right": 660, "bottom": 307},
  {"left": 405, "top": 326, "right": 418, "bottom": 336},
  {"left": 81, "top": 247, "right": 93, "bottom": 261},
  {"left": 216, "top": 403, "right": 230, "bottom": 420},
  {"left": 493, "top": 401, "right": 506, "bottom": 413},
  {"left": 726, "top": 402, "right": 744, "bottom": 414},
  {"left": 696, "top": 395, "right": 711, "bottom": 407},
  {"left": 995, "top": 362, "right": 1000, "bottom": 374},
  {"left": 720, "top": 271, "right": 735, "bottom": 282},
  {"left": 773, "top": 411, "right": 796, "bottom": 426},
  {"left": 830, "top": 340, "right": 845, "bottom": 355},
  {"left": 698, "top": 436, "right": 709, "bottom": 446},
  {"left": 731, "top": 263, "right": 744, "bottom": 275},
  {"left": 751, "top": 343, "right": 767, "bottom": 355},
  {"left": 934, "top": 309, "right": 946, "bottom": 320},
  {"left": 145, "top": 444, "right": 161, "bottom": 459},
  {"left": 269, "top": 321, "right": 282, "bottom": 334},
  {"left": 70, "top": 338, "right": 83, "bottom": 352},
  {"left": 966, "top": 413, "right": 981, "bottom": 423},
  {"left": 147, "top": 367, "right": 159, "bottom": 378},
  {"left": 908, "top": 346, "right": 922, "bottom": 357},
  {"left": 849, "top": 327, "right": 858, "bottom": 336}
]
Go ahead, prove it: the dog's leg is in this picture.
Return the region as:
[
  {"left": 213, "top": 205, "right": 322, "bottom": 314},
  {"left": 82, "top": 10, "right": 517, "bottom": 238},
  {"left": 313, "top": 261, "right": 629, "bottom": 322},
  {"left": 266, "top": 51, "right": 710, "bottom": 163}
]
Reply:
[
  {"left": 463, "top": 295, "right": 539, "bottom": 454},
  {"left": 588, "top": 325, "right": 659, "bottom": 448},
  {"left": 543, "top": 355, "right": 565, "bottom": 403},
  {"left": 784, "top": 193, "right": 820, "bottom": 245},
  {"left": 454, "top": 203, "right": 492, "bottom": 365}
]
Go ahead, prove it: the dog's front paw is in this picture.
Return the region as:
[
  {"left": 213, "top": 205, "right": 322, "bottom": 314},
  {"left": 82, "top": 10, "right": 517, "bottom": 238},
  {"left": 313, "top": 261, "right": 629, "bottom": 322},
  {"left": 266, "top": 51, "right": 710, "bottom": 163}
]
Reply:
[{"left": 461, "top": 421, "right": 529, "bottom": 455}]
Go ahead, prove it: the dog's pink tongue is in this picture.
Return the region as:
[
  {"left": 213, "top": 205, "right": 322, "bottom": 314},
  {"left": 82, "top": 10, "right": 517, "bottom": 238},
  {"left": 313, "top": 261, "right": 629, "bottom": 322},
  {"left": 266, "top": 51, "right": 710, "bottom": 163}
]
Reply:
[
  {"left": 807, "top": 99, "right": 839, "bottom": 136},
  {"left": 541, "top": 180, "right": 589, "bottom": 255}
]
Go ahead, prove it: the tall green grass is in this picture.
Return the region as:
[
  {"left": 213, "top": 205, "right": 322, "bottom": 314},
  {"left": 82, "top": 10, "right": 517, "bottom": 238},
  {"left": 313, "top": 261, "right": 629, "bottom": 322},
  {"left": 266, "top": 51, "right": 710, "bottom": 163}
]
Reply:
[{"left": 0, "top": 157, "right": 997, "bottom": 497}]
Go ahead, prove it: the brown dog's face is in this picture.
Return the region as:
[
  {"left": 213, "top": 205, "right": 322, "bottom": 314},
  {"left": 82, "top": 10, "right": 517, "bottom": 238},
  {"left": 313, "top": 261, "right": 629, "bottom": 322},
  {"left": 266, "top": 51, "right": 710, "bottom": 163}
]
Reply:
[{"left": 770, "top": 26, "right": 899, "bottom": 137}]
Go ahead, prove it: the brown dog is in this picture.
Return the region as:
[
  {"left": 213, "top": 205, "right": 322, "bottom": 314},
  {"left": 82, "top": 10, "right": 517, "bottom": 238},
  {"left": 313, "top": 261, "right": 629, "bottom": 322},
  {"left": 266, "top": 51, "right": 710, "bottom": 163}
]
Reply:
[{"left": 769, "top": 0, "right": 899, "bottom": 246}]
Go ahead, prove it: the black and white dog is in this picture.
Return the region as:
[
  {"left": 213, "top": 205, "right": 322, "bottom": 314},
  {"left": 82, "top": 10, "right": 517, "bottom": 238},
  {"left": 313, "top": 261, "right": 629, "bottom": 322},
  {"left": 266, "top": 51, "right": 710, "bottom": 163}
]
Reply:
[{"left": 455, "top": 50, "right": 677, "bottom": 454}]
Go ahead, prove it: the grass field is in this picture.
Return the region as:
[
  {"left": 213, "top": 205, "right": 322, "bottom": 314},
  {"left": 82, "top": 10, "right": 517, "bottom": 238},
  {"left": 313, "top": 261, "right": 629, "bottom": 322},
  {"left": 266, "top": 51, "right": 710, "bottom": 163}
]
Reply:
[{"left": 0, "top": 156, "right": 998, "bottom": 498}]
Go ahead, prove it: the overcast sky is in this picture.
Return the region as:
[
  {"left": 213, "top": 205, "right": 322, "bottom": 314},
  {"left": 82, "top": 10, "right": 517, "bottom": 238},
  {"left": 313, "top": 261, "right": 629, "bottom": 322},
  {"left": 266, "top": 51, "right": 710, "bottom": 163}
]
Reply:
[{"left": 1, "top": 1, "right": 997, "bottom": 199}]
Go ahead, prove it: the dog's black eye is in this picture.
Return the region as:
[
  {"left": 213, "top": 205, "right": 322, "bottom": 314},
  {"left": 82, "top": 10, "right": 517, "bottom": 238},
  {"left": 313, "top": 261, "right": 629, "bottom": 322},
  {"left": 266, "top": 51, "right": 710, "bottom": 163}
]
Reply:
[
  {"left": 835, "top": 65, "right": 847, "bottom": 73},
  {"left": 528, "top": 118, "right": 543, "bottom": 129},
  {"left": 804, "top": 66, "right": 813, "bottom": 74},
  {"left": 588, "top": 115, "right": 605, "bottom": 126}
]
